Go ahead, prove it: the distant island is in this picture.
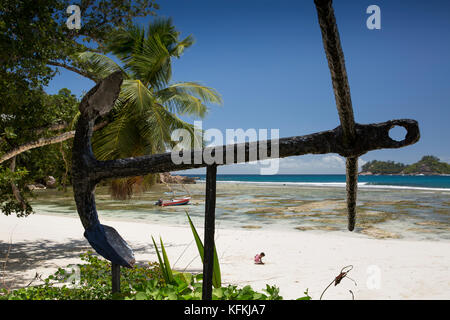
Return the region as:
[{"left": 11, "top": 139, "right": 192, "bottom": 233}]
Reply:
[{"left": 360, "top": 156, "right": 450, "bottom": 175}]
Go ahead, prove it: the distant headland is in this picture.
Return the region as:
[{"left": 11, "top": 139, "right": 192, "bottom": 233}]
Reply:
[{"left": 360, "top": 156, "right": 450, "bottom": 176}]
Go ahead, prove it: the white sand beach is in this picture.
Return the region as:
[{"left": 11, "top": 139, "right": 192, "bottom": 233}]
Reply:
[{"left": 1, "top": 213, "right": 449, "bottom": 300}]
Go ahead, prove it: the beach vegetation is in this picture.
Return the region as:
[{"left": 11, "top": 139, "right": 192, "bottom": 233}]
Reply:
[
  {"left": 361, "top": 160, "right": 406, "bottom": 174},
  {"left": 1, "top": 16, "right": 222, "bottom": 213},
  {"left": 0, "top": 251, "right": 163, "bottom": 300},
  {"left": 186, "top": 212, "right": 222, "bottom": 288},
  {"left": 78, "top": 19, "right": 222, "bottom": 199},
  {"left": 150, "top": 212, "right": 221, "bottom": 288},
  {"left": 402, "top": 156, "right": 450, "bottom": 175},
  {"left": 0, "top": 251, "right": 311, "bottom": 300},
  {"left": 151, "top": 236, "right": 174, "bottom": 284},
  {"left": 0, "top": 0, "right": 159, "bottom": 216},
  {"left": 0, "top": 88, "right": 79, "bottom": 217},
  {"left": 361, "top": 156, "right": 450, "bottom": 175}
]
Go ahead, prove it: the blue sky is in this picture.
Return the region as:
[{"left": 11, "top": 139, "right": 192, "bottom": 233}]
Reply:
[{"left": 46, "top": 0, "right": 450, "bottom": 174}]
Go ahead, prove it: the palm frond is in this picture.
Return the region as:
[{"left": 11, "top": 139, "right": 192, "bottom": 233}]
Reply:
[
  {"left": 129, "top": 34, "right": 172, "bottom": 88},
  {"left": 170, "top": 35, "right": 195, "bottom": 58},
  {"left": 106, "top": 24, "right": 146, "bottom": 65},
  {"left": 147, "top": 17, "right": 179, "bottom": 48},
  {"left": 156, "top": 82, "right": 222, "bottom": 117},
  {"left": 92, "top": 111, "right": 137, "bottom": 160},
  {"left": 139, "top": 103, "right": 203, "bottom": 150},
  {"left": 72, "top": 52, "right": 126, "bottom": 81},
  {"left": 119, "top": 79, "right": 155, "bottom": 114},
  {"left": 85, "top": 18, "right": 221, "bottom": 200}
]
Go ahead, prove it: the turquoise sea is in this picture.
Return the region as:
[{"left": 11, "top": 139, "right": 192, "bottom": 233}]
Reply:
[
  {"left": 30, "top": 175, "right": 450, "bottom": 242},
  {"left": 184, "top": 174, "right": 450, "bottom": 190}
]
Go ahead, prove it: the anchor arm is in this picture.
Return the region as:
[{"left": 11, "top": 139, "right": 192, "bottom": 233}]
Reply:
[
  {"left": 72, "top": 72, "right": 420, "bottom": 267},
  {"left": 91, "top": 120, "right": 419, "bottom": 181}
]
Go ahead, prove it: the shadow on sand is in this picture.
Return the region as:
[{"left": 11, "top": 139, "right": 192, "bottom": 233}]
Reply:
[{"left": 0, "top": 238, "right": 151, "bottom": 290}]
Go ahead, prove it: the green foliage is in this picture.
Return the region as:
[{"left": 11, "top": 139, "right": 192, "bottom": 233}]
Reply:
[
  {"left": 0, "top": 0, "right": 160, "bottom": 210},
  {"left": 296, "top": 289, "right": 312, "bottom": 300},
  {"left": 85, "top": 19, "right": 222, "bottom": 163},
  {"left": 361, "top": 160, "right": 406, "bottom": 174},
  {"left": 151, "top": 236, "right": 174, "bottom": 284},
  {"left": 186, "top": 212, "right": 222, "bottom": 288},
  {"left": 1, "top": 251, "right": 163, "bottom": 300},
  {"left": 83, "top": 19, "right": 221, "bottom": 199},
  {"left": 126, "top": 274, "right": 290, "bottom": 300},
  {"left": 0, "top": 251, "right": 311, "bottom": 300},
  {"left": 402, "top": 155, "right": 450, "bottom": 174},
  {"left": 0, "top": 166, "right": 32, "bottom": 217},
  {"left": 0, "top": 88, "right": 79, "bottom": 216},
  {"left": 0, "top": 0, "right": 159, "bottom": 87},
  {"left": 361, "top": 156, "right": 450, "bottom": 175}
]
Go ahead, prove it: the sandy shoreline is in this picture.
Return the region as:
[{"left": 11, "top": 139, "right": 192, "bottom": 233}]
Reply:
[{"left": 1, "top": 213, "right": 449, "bottom": 299}]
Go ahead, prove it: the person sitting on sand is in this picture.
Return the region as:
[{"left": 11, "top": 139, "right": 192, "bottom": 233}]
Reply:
[{"left": 254, "top": 252, "right": 265, "bottom": 264}]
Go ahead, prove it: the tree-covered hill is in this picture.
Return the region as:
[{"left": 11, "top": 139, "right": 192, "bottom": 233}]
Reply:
[
  {"left": 361, "top": 156, "right": 450, "bottom": 175},
  {"left": 361, "top": 160, "right": 406, "bottom": 174}
]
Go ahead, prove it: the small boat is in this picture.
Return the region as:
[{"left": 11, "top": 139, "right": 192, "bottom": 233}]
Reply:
[{"left": 155, "top": 197, "right": 191, "bottom": 207}]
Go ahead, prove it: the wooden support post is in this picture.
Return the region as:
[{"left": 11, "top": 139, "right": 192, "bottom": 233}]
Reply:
[
  {"left": 346, "top": 157, "right": 358, "bottom": 231},
  {"left": 202, "top": 165, "right": 217, "bottom": 300},
  {"left": 112, "top": 263, "right": 121, "bottom": 294}
]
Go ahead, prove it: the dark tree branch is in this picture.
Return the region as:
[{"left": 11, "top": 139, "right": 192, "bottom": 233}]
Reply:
[
  {"left": 48, "top": 61, "right": 98, "bottom": 82},
  {"left": 33, "top": 121, "right": 69, "bottom": 135},
  {"left": 1, "top": 131, "right": 75, "bottom": 164},
  {"left": 0, "top": 121, "right": 108, "bottom": 164}
]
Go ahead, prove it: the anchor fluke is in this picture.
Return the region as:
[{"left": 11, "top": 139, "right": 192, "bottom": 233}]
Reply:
[{"left": 84, "top": 223, "right": 135, "bottom": 268}]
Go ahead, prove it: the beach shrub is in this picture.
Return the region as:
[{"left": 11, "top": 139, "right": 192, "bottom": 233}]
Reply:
[
  {"left": 125, "top": 273, "right": 289, "bottom": 300},
  {"left": 0, "top": 251, "right": 311, "bottom": 300},
  {"left": 0, "top": 251, "right": 164, "bottom": 300}
]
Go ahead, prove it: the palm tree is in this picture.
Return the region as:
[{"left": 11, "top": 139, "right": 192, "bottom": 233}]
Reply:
[{"left": 74, "top": 18, "right": 222, "bottom": 199}]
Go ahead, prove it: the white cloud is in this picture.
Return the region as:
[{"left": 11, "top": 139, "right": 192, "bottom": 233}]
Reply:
[{"left": 174, "top": 154, "right": 370, "bottom": 175}]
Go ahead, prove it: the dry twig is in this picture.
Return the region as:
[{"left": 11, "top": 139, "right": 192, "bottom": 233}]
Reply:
[{"left": 320, "top": 265, "right": 356, "bottom": 300}]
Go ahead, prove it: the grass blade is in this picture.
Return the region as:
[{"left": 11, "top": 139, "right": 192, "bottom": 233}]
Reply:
[
  {"left": 151, "top": 236, "right": 168, "bottom": 283},
  {"left": 159, "top": 237, "right": 174, "bottom": 283},
  {"left": 185, "top": 211, "right": 221, "bottom": 288}
]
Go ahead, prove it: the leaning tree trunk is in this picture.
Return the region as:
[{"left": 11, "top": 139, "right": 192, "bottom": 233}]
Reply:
[{"left": 0, "top": 121, "right": 109, "bottom": 165}]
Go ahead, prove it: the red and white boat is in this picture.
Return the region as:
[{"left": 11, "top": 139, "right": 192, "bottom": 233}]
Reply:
[{"left": 155, "top": 197, "right": 191, "bottom": 207}]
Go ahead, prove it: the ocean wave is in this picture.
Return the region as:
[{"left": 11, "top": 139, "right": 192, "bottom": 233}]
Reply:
[{"left": 195, "top": 179, "right": 450, "bottom": 191}]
